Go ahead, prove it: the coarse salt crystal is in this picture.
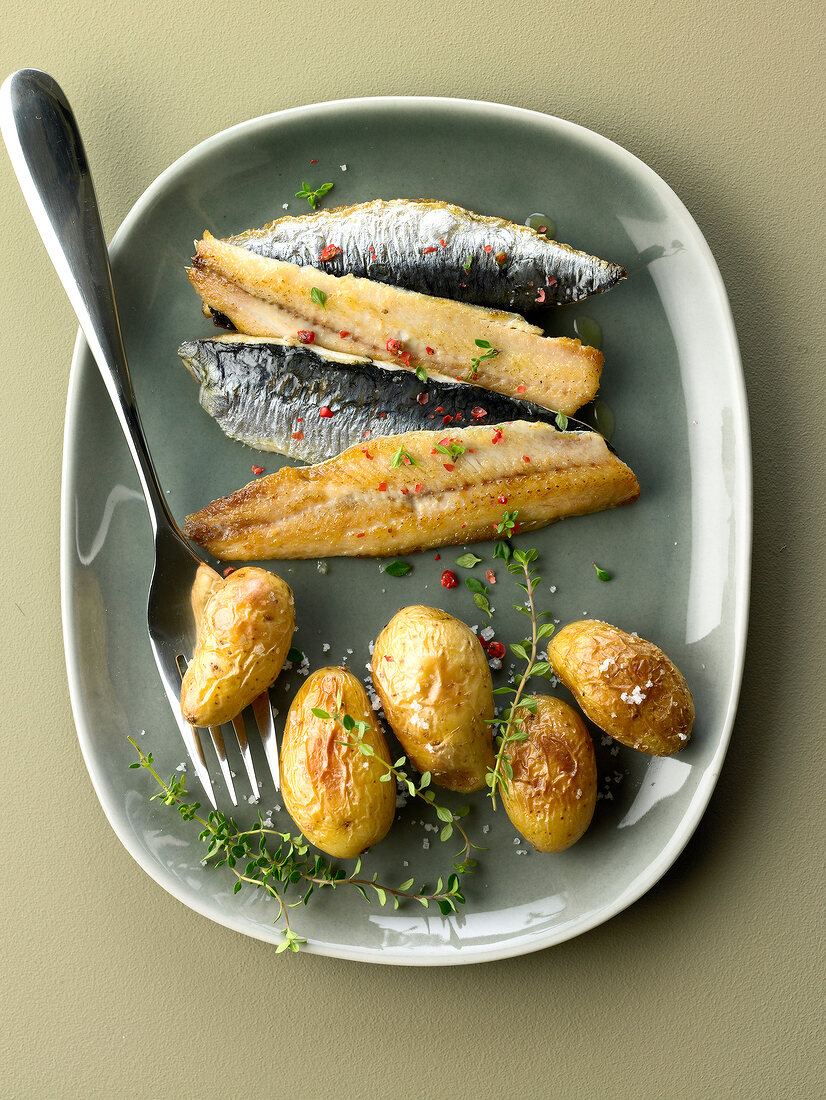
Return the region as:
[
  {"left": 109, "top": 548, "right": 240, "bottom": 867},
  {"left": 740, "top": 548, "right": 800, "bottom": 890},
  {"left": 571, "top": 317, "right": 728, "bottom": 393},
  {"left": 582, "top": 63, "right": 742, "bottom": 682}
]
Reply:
[
  {"left": 482, "top": 824, "right": 490, "bottom": 834},
  {"left": 516, "top": 850, "right": 527, "bottom": 856},
  {"left": 490, "top": 658, "right": 502, "bottom": 670},
  {"left": 549, "top": 585, "right": 557, "bottom": 594},
  {"left": 481, "top": 626, "right": 495, "bottom": 642},
  {"left": 322, "top": 642, "right": 331, "bottom": 652},
  {"left": 422, "top": 838, "right": 430, "bottom": 850},
  {"left": 598, "top": 657, "right": 616, "bottom": 673},
  {"left": 340, "top": 164, "right": 347, "bottom": 171},
  {"left": 175, "top": 762, "right": 186, "bottom": 772},
  {"left": 620, "top": 685, "right": 646, "bottom": 705}
]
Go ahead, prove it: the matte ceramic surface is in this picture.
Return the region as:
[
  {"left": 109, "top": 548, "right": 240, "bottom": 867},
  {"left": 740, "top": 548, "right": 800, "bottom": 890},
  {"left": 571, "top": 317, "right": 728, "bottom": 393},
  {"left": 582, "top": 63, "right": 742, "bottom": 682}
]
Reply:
[{"left": 61, "top": 97, "right": 750, "bottom": 965}]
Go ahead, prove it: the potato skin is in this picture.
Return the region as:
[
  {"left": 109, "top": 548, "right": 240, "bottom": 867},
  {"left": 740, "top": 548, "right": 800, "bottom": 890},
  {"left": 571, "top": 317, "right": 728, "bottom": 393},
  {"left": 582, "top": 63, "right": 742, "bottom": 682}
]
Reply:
[
  {"left": 371, "top": 605, "right": 494, "bottom": 793},
  {"left": 280, "top": 668, "right": 395, "bottom": 858},
  {"left": 180, "top": 566, "right": 294, "bottom": 726},
  {"left": 549, "top": 620, "right": 694, "bottom": 756},
  {"left": 501, "top": 696, "right": 597, "bottom": 852}
]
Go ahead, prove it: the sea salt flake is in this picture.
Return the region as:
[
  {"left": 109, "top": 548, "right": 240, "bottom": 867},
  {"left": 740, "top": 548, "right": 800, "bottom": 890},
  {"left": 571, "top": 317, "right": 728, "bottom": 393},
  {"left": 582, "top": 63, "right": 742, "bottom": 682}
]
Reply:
[
  {"left": 620, "top": 685, "right": 646, "bottom": 704},
  {"left": 481, "top": 626, "right": 495, "bottom": 642},
  {"left": 340, "top": 164, "right": 347, "bottom": 171},
  {"left": 322, "top": 642, "right": 331, "bottom": 652},
  {"left": 175, "top": 762, "right": 186, "bottom": 772}
]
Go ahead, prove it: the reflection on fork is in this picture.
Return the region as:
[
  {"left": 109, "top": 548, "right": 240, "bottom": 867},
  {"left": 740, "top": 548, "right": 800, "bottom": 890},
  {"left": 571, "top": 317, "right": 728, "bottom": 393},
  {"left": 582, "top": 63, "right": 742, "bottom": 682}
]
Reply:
[{"left": 179, "top": 662, "right": 280, "bottom": 810}]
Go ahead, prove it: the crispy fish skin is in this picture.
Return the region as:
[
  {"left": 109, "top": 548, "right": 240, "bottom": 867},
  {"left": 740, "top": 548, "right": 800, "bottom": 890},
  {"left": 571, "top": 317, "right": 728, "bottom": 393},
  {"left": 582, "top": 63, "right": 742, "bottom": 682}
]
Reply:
[
  {"left": 227, "top": 199, "right": 626, "bottom": 310},
  {"left": 184, "top": 421, "right": 639, "bottom": 560},
  {"left": 179, "top": 334, "right": 594, "bottom": 463},
  {"left": 188, "top": 234, "right": 603, "bottom": 416}
]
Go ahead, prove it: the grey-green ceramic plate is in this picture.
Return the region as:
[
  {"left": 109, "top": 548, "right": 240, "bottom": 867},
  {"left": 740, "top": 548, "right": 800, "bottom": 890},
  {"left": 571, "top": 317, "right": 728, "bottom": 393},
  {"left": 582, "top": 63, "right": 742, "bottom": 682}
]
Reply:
[{"left": 62, "top": 98, "right": 750, "bottom": 965}]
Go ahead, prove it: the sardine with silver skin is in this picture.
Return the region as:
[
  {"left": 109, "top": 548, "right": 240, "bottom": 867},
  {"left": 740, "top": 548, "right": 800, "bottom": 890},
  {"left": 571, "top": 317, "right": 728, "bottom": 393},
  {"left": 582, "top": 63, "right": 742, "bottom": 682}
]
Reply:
[
  {"left": 227, "top": 199, "right": 626, "bottom": 311},
  {"left": 188, "top": 234, "right": 603, "bottom": 415},
  {"left": 178, "top": 333, "right": 594, "bottom": 464}
]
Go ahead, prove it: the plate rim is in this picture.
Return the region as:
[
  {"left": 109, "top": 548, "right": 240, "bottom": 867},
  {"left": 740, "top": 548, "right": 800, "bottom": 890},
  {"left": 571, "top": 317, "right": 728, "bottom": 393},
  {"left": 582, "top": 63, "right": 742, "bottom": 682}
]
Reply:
[{"left": 60, "top": 95, "right": 752, "bottom": 965}]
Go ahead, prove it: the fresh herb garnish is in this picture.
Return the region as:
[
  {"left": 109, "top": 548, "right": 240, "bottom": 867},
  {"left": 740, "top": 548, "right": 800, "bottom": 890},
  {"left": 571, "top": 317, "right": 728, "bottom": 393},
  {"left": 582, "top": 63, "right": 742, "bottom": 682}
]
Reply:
[
  {"left": 295, "top": 180, "right": 334, "bottom": 209},
  {"left": 461, "top": 254, "right": 473, "bottom": 273},
  {"left": 465, "top": 576, "right": 492, "bottom": 618},
  {"left": 128, "top": 732, "right": 476, "bottom": 951},
  {"left": 555, "top": 411, "right": 569, "bottom": 431},
  {"left": 493, "top": 540, "right": 512, "bottom": 562},
  {"left": 390, "top": 446, "right": 420, "bottom": 469},
  {"left": 433, "top": 440, "right": 467, "bottom": 461},
  {"left": 310, "top": 287, "right": 327, "bottom": 310},
  {"left": 287, "top": 647, "right": 305, "bottom": 664},
  {"left": 485, "top": 547, "right": 556, "bottom": 808},
  {"left": 311, "top": 707, "right": 480, "bottom": 862},
  {"left": 456, "top": 552, "right": 482, "bottom": 569},
  {"left": 593, "top": 562, "right": 611, "bottom": 581},
  {"left": 415, "top": 365, "right": 428, "bottom": 383},
  {"left": 466, "top": 338, "right": 499, "bottom": 382},
  {"left": 384, "top": 561, "right": 412, "bottom": 577},
  {"left": 496, "top": 509, "right": 519, "bottom": 537}
]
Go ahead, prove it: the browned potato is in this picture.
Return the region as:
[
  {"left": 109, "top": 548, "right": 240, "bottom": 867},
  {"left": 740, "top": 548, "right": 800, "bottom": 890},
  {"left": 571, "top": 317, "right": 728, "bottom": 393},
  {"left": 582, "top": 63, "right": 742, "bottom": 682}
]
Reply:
[
  {"left": 371, "top": 605, "right": 494, "bottom": 792},
  {"left": 549, "top": 620, "right": 694, "bottom": 755},
  {"left": 501, "top": 696, "right": 597, "bottom": 852},
  {"left": 180, "top": 566, "right": 294, "bottom": 727},
  {"left": 280, "top": 667, "right": 395, "bottom": 858}
]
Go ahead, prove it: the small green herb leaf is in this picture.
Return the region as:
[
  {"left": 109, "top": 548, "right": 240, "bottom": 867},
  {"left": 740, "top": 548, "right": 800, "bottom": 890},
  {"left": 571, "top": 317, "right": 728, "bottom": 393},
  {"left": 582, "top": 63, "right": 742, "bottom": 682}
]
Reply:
[
  {"left": 390, "top": 446, "right": 420, "bottom": 469},
  {"left": 493, "top": 540, "right": 512, "bottom": 561},
  {"left": 593, "top": 562, "right": 612, "bottom": 581},
  {"left": 456, "top": 552, "right": 482, "bottom": 569},
  {"left": 555, "top": 411, "right": 569, "bottom": 431},
  {"left": 384, "top": 560, "right": 412, "bottom": 577},
  {"left": 415, "top": 365, "right": 428, "bottom": 383},
  {"left": 310, "top": 286, "right": 327, "bottom": 310},
  {"left": 296, "top": 180, "right": 334, "bottom": 209}
]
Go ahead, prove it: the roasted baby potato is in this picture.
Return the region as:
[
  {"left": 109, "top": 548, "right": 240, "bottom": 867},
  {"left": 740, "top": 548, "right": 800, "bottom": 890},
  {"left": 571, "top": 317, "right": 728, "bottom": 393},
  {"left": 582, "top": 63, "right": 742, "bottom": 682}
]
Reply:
[
  {"left": 180, "top": 566, "right": 294, "bottom": 727},
  {"left": 501, "top": 695, "right": 597, "bottom": 852},
  {"left": 280, "top": 667, "right": 395, "bottom": 858},
  {"left": 549, "top": 620, "right": 694, "bottom": 755},
  {"left": 371, "top": 605, "right": 494, "bottom": 793}
]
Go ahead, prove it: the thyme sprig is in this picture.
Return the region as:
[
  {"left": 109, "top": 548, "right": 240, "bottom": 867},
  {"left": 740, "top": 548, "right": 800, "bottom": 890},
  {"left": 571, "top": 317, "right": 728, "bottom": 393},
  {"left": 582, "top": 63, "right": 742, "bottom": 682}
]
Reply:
[
  {"left": 312, "top": 706, "right": 477, "bottom": 866},
  {"left": 128, "top": 738, "right": 472, "bottom": 950},
  {"left": 390, "top": 445, "right": 420, "bottom": 469},
  {"left": 295, "top": 180, "right": 334, "bottom": 209},
  {"left": 484, "top": 545, "right": 556, "bottom": 809},
  {"left": 466, "top": 338, "right": 499, "bottom": 382}
]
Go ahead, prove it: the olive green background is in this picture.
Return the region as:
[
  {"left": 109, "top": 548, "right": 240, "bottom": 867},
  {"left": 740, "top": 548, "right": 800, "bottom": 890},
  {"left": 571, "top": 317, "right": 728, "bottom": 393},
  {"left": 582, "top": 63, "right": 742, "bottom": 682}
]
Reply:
[{"left": 0, "top": 1, "right": 823, "bottom": 1096}]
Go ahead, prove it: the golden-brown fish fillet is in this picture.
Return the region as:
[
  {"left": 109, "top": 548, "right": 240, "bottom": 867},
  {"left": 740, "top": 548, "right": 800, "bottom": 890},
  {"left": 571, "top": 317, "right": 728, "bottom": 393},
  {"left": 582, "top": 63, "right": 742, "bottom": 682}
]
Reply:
[
  {"left": 188, "top": 233, "right": 603, "bottom": 416},
  {"left": 184, "top": 421, "right": 639, "bottom": 560}
]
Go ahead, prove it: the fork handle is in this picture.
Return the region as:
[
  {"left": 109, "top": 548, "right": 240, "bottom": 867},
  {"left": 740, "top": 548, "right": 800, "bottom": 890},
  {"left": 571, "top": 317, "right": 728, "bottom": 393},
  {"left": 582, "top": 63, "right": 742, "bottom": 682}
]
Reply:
[{"left": 0, "top": 68, "right": 176, "bottom": 536}]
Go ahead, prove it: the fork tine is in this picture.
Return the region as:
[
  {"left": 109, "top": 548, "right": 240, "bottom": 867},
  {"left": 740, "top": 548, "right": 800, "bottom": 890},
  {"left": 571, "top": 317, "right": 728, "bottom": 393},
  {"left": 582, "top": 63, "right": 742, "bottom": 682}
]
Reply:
[
  {"left": 172, "top": 710, "right": 217, "bottom": 810},
  {"left": 207, "top": 725, "right": 238, "bottom": 806},
  {"left": 154, "top": 646, "right": 217, "bottom": 809},
  {"left": 252, "top": 691, "right": 280, "bottom": 792},
  {"left": 231, "top": 711, "right": 259, "bottom": 797}
]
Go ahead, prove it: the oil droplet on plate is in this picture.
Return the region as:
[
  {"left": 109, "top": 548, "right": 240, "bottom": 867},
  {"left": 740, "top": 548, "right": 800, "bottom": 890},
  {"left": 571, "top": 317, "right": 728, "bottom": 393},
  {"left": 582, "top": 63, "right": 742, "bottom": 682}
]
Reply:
[
  {"left": 525, "top": 212, "right": 556, "bottom": 238},
  {"left": 574, "top": 315, "right": 603, "bottom": 350}
]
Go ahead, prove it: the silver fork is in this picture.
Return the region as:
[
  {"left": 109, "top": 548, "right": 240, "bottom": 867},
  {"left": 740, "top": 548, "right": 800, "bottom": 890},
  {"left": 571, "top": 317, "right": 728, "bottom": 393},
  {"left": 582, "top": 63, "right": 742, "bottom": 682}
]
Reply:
[{"left": 0, "top": 68, "right": 280, "bottom": 808}]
